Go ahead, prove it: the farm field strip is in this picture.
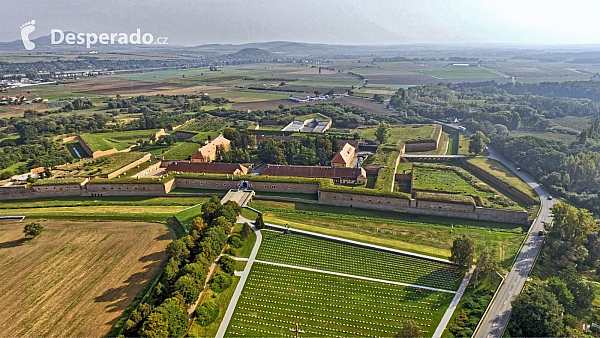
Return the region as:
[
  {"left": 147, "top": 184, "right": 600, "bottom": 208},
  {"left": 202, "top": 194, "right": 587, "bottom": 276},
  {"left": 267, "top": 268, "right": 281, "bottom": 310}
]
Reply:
[
  {"left": 256, "top": 230, "right": 463, "bottom": 290},
  {"left": 225, "top": 263, "right": 453, "bottom": 337}
]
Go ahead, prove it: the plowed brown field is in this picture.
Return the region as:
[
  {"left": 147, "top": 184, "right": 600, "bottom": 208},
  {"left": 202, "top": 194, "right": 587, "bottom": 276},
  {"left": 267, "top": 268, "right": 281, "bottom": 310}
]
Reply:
[{"left": 0, "top": 220, "right": 173, "bottom": 337}]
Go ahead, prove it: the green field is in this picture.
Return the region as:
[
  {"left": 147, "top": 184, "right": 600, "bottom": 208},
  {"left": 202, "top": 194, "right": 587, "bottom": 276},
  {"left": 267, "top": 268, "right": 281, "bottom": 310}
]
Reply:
[
  {"left": 467, "top": 158, "right": 538, "bottom": 201},
  {"left": 257, "top": 230, "right": 463, "bottom": 290},
  {"left": 178, "top": 115, "right": 228, "bottom": 133},
  {"left": 174, "top": 203, "right": 203, "bottom": 231},
  {"left": 359, "top": 124, "right": 438, "bottom": 144},
  {"left": 65, "top": 140, "right": 91, "bottom": 159},
  {"left": 249, "top": 200, "right": 524, "bottom": 266},
  {"left": 81, "top": 130, "right": 160, "bottom": 151},
  {"left": 412, "top": 165, "right": 521, "bottom": 210},
  {"left": 420, "top": 67, "right": 501, "bottom": 79},
  {"left": 226, "top": 263, "right": 454, "bottom": 337},
  {"left": 161, "top": 142, "right": 201, "bottom": 160},
  {"left": 59, "top": 152, "right": 148, "bottom": 176},
  {"left": 0, "top": 161, "right": 28, "bottom": 178},
  {"left": 0, "top": 196, "right": 207, "bottom": 222}
]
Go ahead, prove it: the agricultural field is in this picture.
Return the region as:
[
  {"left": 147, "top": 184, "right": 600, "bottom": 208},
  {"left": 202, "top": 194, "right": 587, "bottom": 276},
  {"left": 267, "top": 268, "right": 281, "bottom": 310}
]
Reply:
[
  {"left": 226, "top": 230, "right": 462, "bottom": 337},
  {"left": 0, "top": 220, "right": 173, "bottom": 337},
  {"left": 80, "top": 130, "right": 161, "bottom": 152},
  {"left": 58, "top": 152, "right": 148, "bottom": 177},
  {"left": 411, "top": 165, "right": 521, "bottom": 210},
  {"left": 420, "top": 67, "right": 503, "bottom": 80}
]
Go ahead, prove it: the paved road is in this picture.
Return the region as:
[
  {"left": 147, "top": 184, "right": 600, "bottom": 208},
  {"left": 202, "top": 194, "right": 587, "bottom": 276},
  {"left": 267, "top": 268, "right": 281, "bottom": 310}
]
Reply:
[
  {"left": 433, "top": 122, "right": 557, "bottom": 337},
  {"left": 474, "top": 147, "right": 556, "bottom": 337}
]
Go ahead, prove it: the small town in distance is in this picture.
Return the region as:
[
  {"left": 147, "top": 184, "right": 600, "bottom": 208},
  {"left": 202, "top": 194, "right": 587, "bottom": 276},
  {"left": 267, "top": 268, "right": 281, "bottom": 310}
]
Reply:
[{"left": 1, "top": 1, "right": 600, "bottom": 338}]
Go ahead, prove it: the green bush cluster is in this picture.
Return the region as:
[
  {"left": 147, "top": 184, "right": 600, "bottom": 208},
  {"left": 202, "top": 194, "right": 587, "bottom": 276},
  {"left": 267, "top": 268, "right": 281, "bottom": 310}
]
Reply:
[
  {"left": 195, "top": 302, "right": 219, "bottom": 326},
  {"left": 448, "top": 285, "right": 494, "bottom": 337},
  {"left": 210, "top": 273, "right": 233, "bottom": 293}
]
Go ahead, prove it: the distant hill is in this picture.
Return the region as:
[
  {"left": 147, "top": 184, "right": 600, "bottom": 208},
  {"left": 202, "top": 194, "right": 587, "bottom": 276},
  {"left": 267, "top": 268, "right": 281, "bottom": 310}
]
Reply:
[{"left": 228, "top": 48, "right": 274, "bottom": 61}]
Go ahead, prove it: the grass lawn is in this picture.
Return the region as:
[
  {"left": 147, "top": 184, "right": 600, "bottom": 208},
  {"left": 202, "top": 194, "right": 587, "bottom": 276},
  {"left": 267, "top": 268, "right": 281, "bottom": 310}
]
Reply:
[
  {"left": 0, "top": 161, "right": 28, "bottom": 177},
  {"left": 225, "top": 263, "right": 454, "bottom": 337},
  {"left": 467, "top": 158, "right": 539, "bottom": 201},
  {"left": 161, "top": 142, "right": 201, "bottom": 160},
  {"left": 250, "top": 200, "right": 524, "bottom": 267},
  {"left": 178, "top": 115, "right": 228, "bottom": 133},
  {"left": 458, "top": 134, "right": 471, "bottom": 155},
  {"left": 64, "top": 140, "right": 91, "bottom": 159},
  {"left": 0, "top": 205, "right": 186, "bottom": 222},
  {"left": 258, "top": 230, "right": 463, "bottom": 290},
  {"left": 174, "top": 203, "right": 204, "bottom": 232},
  {"left": 359, "top": 124, "right": 438, "bottom": 144},
  {"left": 412, "top": 165, "right": 521, "bottom": 210},
  {"left": 59, "top": 152, "right": 148, "bottom": 176},
  {"left": 80, "top": 130, "right": 160, "bottom": 151}
]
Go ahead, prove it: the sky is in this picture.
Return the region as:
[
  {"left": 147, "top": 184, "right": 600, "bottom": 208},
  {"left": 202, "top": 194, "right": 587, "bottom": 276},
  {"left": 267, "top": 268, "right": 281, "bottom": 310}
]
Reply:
[{"left": 1, "top": 0, "right": 599, "bottom": 45}]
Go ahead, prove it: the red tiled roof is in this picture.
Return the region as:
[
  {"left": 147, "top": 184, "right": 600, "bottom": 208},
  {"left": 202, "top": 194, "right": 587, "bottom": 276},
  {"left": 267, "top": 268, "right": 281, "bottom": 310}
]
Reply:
[
  {"left": 191, "top": 135, "right": 230, "bottom": 160},
  {"left": 166, "top": 161, "right": 248, "bottom": 175},
  {"left": 331, "top": 143, "right": 355, "bottom": 166},
  {"left": 261, "top": 164, "right": 365, "bottom": 179}
]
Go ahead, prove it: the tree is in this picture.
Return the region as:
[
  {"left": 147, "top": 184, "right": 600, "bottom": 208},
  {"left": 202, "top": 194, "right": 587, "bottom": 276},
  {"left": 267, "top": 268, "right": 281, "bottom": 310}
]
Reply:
[
  {"left": 469, "top": 131, "right": 490, "bottom": 155},
  {"left": 166, "top": 239, "right": 190, "bottom": 262},
  {"left": 551, "top": 203, "right": 598, "bottom": 247},
  {"left": 181, "top": 263, "right": 206, "bottom": 282},
  {"left": 374, "top": 122, "right": 390, "bottom": 144},
  {"left": 219, "top": 255, "right": 236, "bottom": 274},
  {"left": 396, "top": 320, "right": 422, "bottom": 338},
  {"left": 545, "top": 277, "right": 574, "bottom": 312},
  {"left": 153, "top": 297, "right": 188, "bottom": 337},
  {"left": 474, "top": 250, "right": 499, "bottom": 286},
  {"left": 450, "top": 235, "right": 475, "bottom": 266},
  {"left": 23, "top": 222, "right": 43, "bottom": 238},
  {"left": 255, "top": 213, "right": 266, "bottom": 230},
  {"left": 508, "top": 284, "right": 565, "bottom": 337},
  {"left": 138, "top": 312, "right": 169, "bottom": 338},
  {"left": 173, "top": 275, "right": 200, "bottom": 305}
]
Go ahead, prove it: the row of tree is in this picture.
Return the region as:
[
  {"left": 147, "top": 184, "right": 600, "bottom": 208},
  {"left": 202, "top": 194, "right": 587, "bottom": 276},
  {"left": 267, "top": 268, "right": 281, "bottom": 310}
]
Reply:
[
  {"left": 509, "top": 203, "right": 599, "bottom": 336},
  {"left": 122, "top": 197, "right": 241, "bottom": 337}
]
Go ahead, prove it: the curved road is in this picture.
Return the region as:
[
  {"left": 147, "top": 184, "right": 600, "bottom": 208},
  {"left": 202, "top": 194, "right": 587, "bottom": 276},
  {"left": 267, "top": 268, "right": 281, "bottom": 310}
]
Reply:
[
  {"left": 435, "top": 121, "right": 556, "bottom": 337},
  {"left": 475, "top": 147, "right": 556, "bottom": 337}
]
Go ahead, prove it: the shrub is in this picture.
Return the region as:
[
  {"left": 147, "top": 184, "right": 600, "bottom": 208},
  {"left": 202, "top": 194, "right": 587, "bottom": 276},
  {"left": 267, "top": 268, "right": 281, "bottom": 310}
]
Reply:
[
  {"left": 195, "top": 302, "right": 219, "bottom": 326},
  {"left": 219, "top": 255, "right": 236, "bottom": 274},
  {"left": 229, "top": 235, "right": 243, "bottom": 248},
  {"left": 210, "top": 273, "right": 232, "bottom": 293},
  {"left": 240, "top": 222, "right": 252, "bottom": 239}
]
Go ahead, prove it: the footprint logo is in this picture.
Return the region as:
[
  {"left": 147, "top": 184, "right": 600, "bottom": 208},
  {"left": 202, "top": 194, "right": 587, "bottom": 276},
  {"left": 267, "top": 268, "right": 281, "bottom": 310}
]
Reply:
[{"left": 20, "top": 20, "right": 36, "bottom": 51}]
